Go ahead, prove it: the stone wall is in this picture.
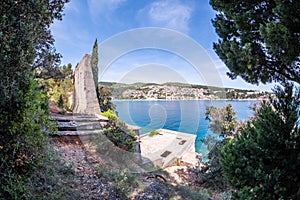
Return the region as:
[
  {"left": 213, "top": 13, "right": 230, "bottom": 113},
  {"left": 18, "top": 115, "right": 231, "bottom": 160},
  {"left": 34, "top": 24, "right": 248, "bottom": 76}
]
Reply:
[{"left": 72, "top": 54, "right": 100, "bottom": 114}]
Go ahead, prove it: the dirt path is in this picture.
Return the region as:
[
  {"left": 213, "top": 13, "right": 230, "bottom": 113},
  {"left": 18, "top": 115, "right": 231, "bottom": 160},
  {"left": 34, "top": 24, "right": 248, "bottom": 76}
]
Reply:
[
  {"left": 50, "top": 138, "right": 216, "bottom": 200},
  {"left": 51, "top": 139, "right": 121, "bottom": 199}
]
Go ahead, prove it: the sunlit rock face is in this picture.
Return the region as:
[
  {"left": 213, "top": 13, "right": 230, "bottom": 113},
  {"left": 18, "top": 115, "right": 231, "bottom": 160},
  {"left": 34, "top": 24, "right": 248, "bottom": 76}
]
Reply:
[{"left": 72, "top": 54, "right": 100, "bottom": 114}]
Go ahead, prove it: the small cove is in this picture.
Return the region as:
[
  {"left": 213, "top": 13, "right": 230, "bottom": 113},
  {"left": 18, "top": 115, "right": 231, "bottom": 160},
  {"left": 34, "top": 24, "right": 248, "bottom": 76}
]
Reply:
[{"left": 113, "top": 100, "right": 258, "bottom": 153}]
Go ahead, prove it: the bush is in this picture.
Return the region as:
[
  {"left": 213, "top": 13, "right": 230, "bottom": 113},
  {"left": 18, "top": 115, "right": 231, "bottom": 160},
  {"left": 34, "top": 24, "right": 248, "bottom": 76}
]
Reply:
[
  {"left": 220, "top": 84, "right": 300, "bottom": 199},
  {"left": 100, "top": 109, "right": 118, "bottom": 120},
  {"left": 195, "top": 104, "right": 238, "bottom": 191},
  {"left": 0, "top": 78, "right": 52, "bottom": 198},
  {"left": 102, "top": 111, "right": 136, "bottom": 152},
  {"left": 149, "top": 130, "right": 158, "bottom": 137}
]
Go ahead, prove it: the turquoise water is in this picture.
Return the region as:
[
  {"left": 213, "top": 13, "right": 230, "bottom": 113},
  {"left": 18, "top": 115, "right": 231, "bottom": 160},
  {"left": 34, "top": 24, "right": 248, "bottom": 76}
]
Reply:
[{"left": 113, "top": 100, "right": 257, "bottom": 153}]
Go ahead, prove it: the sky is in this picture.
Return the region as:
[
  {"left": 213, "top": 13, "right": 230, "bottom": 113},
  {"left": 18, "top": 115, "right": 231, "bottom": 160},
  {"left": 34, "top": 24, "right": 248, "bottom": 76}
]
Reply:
[{"left": 51, "top": 0, "right": 275, "bottom": 91}]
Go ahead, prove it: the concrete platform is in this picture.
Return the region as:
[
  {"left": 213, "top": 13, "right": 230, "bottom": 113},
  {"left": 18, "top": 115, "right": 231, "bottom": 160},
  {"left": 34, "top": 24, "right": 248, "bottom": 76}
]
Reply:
[{"left": 139, "top": 129, "right": 197, "bottom": 168}]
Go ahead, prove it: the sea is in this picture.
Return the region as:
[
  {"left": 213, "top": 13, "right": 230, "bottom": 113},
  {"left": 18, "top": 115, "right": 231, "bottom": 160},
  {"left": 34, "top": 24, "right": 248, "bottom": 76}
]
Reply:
[{"left": 113, "top": 100, "right": 258, "bottom": 154}]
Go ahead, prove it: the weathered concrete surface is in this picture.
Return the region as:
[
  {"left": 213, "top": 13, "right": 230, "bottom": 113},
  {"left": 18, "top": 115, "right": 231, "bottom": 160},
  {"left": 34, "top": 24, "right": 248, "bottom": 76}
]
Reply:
[
  {"left": 139, "top": 129, "right": 197, "bottom": 168},
  {"left": 72, "top": 54, "right": 100, "bottom": 114}
]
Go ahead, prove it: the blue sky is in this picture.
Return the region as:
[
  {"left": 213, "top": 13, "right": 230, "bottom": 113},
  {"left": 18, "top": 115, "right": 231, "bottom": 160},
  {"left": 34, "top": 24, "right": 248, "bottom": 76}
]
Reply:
[{"left": 51, "top": 0, "right": 274, "bottom": 91}]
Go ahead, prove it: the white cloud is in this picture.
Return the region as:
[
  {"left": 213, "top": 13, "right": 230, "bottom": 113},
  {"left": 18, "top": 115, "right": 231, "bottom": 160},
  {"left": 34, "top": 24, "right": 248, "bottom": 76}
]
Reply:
[
  {"left": 138, "top": 0, "right": 193, "bottom": 33},
  {"left": 87, "top": 0, "right": 126, "bottom": 21}
]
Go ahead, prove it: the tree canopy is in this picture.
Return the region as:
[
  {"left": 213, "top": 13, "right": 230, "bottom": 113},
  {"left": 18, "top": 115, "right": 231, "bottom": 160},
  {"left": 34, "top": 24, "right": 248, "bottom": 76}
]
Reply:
[
  {"left": 220, "top": 84, "right": 300, "bottom": 199},
  {"left": 210, "top": 0, "right": 300, "bottom": 84},
  {"left": 196, "top": 104, "right": 238, "bottom": 191},
  {"left": 0, "top": 0, "right": 68, "bottom": 197},
  {"left": 205, "top": 104, "right": 237, "bottom": 138}
]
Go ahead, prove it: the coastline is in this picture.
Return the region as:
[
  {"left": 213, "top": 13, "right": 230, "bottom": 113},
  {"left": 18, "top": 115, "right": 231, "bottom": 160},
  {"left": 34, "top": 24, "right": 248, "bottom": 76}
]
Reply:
[{"left": 112, "top": 98, "right": 262, "bottom": 102}]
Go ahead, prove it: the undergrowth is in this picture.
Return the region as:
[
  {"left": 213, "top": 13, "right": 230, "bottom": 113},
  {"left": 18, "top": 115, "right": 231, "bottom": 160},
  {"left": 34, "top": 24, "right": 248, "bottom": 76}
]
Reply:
[{"left": 25, "top": 144, "right": 80, "bottom": 199}]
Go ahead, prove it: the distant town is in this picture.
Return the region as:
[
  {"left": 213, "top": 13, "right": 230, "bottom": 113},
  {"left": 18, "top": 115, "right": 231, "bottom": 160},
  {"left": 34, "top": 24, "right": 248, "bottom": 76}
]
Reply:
[{"left": 100, "top": 82, "right": 271, "bottom": 100}]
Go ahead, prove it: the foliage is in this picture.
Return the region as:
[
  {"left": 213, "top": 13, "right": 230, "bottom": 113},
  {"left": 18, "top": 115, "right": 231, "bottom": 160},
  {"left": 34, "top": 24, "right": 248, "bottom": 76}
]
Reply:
[
  {"left": 196, "top": 104, "right": 238, "bottom": 191},
  {"left": 58, "top": 94, "right": 64, "bottom": 109},
  {"left": 220, "top": 84, "right": 300, "bottom": 199},
  {"left": 101, "top": 110, "right": 136, "bottom": 152},
  {"left": 100, "top": 109, "right": 118, "bottom": 120},
  {"left": 196, "top": 139, "right": 230, "bottom": 191},
  {"left": 104, "top": 120, "right": 136, "bottom": 152},
  {"left": 97, "top": 168, "right": 137, "bottom": 198},
  {"left": 210, "top": 0, "right": 300, "bottom": 84},
  {"left": 205, "top": 104, "right": 237, "bottom": 137},
  {"left": 0, "top": 0, "right": 68, "bottom": 198},
  {"left": 96, "top": 166, "right": 210, "bottom": 200},
  {"left": 91, "top": 39, "right": 100, "bottom": 104},
  {"left": 0, "top": 79, "right": 52, "bottom": 198},
  {"left": 149, "top": 130, "right": 159, "bottom": 137},
  {"left": 99, "top": 85, "right": 116, "bottom": 112},
  {"left": 25, "top": 147, "right": 80, "bottom": 200},
  {"left": 41, "top": 63, "right": 73, "bottom": 111}
]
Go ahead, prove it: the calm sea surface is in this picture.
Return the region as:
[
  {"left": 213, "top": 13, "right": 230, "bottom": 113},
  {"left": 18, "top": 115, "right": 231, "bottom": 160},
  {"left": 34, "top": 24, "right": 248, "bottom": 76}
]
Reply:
[{"left": 113, "top": 100, "right": 258, "bottom": 153}]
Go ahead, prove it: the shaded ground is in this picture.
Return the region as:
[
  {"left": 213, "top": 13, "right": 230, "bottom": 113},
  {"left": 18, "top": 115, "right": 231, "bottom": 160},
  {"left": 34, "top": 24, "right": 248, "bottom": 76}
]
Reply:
[{"left": 49, "top": 137, "right": 213, "bottom": 200}]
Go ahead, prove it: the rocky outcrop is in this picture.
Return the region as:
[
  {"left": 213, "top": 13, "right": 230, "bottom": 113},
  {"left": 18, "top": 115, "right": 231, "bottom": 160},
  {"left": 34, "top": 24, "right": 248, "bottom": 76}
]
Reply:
[{"left": 72, "top": 54, "right": 100, "bottom": 114}]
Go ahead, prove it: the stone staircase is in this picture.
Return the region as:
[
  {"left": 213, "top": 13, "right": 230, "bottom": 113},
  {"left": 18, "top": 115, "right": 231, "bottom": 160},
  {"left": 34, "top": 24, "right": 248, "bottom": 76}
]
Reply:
[{"left": 50, "top": 114, "right": 108, "bottom": 138}]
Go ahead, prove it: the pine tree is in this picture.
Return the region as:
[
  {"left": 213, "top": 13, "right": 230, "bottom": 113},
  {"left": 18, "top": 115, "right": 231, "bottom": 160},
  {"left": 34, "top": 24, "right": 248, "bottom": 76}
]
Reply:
[
  {"left": 220, "top": 84, "right": 300, "bottom": 199},
  {"left": 210, "top": 0, "right": 300, "bottom": 84}
]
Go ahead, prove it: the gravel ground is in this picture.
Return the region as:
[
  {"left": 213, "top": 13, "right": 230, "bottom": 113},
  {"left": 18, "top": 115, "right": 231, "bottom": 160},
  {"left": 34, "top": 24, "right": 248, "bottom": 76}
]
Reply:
[{"left": 50, "top": 138, "right": 218, "bottom": 200}]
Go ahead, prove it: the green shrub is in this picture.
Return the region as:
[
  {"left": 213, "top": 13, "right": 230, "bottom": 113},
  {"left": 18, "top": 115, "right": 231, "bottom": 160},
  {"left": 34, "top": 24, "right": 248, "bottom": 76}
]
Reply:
[
  {"left": 0, "top": 78, "right": 51, "bottom": 198},
  {"left": 220, "top": 84, "right": 300, "bottom": 199},
  {"left": 104, "top": 119, "right": 136, "bottom": 152},
  {"left": 101, "top": 111, "right": 136, "bottom": 152},
  {"left": 195, "top": 104, "right": 238, "bottom": 191},
  {"left": 100, "top": 109, "right": 118, "bottom": 120},
  {"left": 149, "top": 130, "right": 158, "bottom": 137}
]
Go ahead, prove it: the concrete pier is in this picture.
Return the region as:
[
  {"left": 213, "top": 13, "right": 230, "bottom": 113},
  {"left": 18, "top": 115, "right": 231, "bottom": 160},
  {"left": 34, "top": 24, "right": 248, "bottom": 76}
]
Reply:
[{"left": 139, "top": 129, "right": 199, "bottom": 168}]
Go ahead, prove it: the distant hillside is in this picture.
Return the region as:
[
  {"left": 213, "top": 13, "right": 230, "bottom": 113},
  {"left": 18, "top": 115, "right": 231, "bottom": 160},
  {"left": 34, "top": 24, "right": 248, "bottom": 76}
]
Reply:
[{"left": 99, "top": 81, "right": 270, "bottom": 100}]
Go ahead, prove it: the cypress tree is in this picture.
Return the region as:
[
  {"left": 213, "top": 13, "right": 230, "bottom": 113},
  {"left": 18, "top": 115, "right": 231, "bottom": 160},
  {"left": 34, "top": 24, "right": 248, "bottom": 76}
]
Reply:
[{"left": 91, "top": 39, "right": 100, "bottom": 104}]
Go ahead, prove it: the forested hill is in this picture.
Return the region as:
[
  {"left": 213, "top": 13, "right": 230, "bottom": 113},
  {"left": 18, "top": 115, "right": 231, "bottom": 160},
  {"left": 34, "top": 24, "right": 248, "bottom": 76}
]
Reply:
[{"left": 99, "top": 82, "right": 270, "bottom": 100}]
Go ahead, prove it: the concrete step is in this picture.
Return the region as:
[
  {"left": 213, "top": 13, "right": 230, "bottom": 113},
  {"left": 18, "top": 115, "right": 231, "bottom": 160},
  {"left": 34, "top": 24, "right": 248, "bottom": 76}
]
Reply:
[
  {"left": 50, "top": 116, "right": 100, "bottom": 122},
  {"left": 53, "top": 129, "right": 105, "bottom": 136},
  {"left": 50, "top": 114, "right": 108, "bottom": 137},
  {"left": 57, "top": 121, "right": 102, "bottom": 131},
  {"left": 50, "top": 114, "right": 108, "bottom": 122}
]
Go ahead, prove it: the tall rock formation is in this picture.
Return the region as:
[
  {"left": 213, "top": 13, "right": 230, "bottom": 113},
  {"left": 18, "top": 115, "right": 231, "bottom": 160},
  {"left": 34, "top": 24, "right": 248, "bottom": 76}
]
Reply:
[{"left": 72, "top": 54, "right": 100, "bottom": 114}]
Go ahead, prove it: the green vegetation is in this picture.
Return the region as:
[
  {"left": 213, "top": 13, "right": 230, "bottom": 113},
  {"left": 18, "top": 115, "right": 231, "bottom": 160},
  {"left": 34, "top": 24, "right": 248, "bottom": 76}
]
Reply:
[
  {"left": 96, "top": 168, "right": 137, "bottom": 198},
  {"left": 210, "top": 0, "right": 300, "bottom": 84},
  {"left": 100, "top": 109, "right": 118, "bottom": 120},
  {"left": 149, "top": 130, "right": 159, "bottom": 137},
  {"left": 91, "top": 38, "right": 101, "bottom": 104},
  {"left": 40, "top": 63, "right": 73, "bottom": 111},
  {"left": 210, "top": 1, "right": 300, "bottom": 198},
  {"left": 205, "top": 104, "right": 237, "bottom": 138},
  {"left": 0, "top": 0, "right": 69, "bottom": 198},
  {"left": 220, "top": 84, "right": 300, "bottom": 199},
  {"left": 96, "top": 165, "right": 209, "bottom": 200},
  {"left": 197, "top": 104, "right": 238, "bottom": 191},
  {"left": 101, "top": 110, "right": 136, "bottom": 152},
  {"left": 25, "top": 147, "right": 80, "bottom": 199},
  {"left": 98, "top": 85, "right": 116, "bottom": 112}
]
